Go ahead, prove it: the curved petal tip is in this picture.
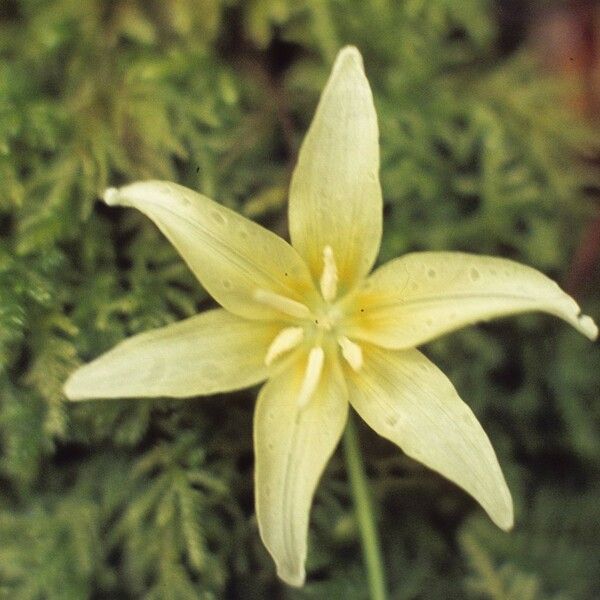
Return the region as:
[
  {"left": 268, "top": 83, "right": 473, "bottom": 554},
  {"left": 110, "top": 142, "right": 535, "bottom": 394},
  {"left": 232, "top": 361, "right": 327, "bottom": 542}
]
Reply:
[
  {"left": 495, "top": 499, "right": 514, "bottom": 532},
  {"left": 276, "top": 564, "right": 305, "bottom": 588},
  {"left": 577, "top": 314, "right": 598, "bottom": 341},
  {"left": 103, "top": 187, "right": 120, "bottom": 206},
  {"left": 336, "top": 45, "right": 363, "bottom": 67},
  {"left": 63, "top": 369, "right": 91, "bottom": 401}
]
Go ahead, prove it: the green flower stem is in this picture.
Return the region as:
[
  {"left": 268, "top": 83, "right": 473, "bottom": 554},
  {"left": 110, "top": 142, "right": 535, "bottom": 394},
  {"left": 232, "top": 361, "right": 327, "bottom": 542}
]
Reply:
[{"left": 343, "top": 412, "right": 388, "bottom": 600}]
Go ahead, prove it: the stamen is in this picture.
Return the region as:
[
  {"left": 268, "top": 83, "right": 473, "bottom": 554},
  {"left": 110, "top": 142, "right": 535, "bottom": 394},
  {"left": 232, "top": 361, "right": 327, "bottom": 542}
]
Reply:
[
  {"left": 253, "top": 289, "right": 311, "bottom": 320},
  {"left": 338, "top": 336, "right": 363, "bottom": 371},
  {"left": 297, "top": 347, "right": 325, "bottom": 408},
  {"left": 265, "top": 327, "right": 305, "bottom": 366},
  {"left": 320, "top": 245, "right": 338, "bottom": 302}
]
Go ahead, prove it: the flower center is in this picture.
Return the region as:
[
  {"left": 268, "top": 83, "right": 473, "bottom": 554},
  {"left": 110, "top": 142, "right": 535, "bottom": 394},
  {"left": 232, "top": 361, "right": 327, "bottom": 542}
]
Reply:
[
  {"left": 257, "top": 245, "right": 363, "bottom": 408},
  {"left": 313, "top": 304, "right": 341, "bottom": 332}
]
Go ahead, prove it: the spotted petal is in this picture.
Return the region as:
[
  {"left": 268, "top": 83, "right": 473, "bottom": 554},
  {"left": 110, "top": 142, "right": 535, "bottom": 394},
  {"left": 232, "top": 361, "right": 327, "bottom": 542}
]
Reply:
[
  {"left": 64, "top": 309, "right": 280, "bottom": 400},
  {"left": 288, "top": 46, "right": 382, "bottom": 292},
  {"left": 342, "top": 252, "right": 598, "bottom": 349},
  {"left": 254, "top": 351, "right": 348, "bottom": 586},
  {"left": 103, "top": 181, "right": 317, "bottom": 321},
  {"left": 346, "top": 345, "right": 513, "bottom": 530}
]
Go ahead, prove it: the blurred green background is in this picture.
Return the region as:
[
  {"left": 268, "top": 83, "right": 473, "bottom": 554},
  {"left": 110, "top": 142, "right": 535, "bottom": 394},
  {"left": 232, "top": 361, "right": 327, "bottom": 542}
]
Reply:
[{"left": 1, "top": 1, "right": 599, "bottom": 598}]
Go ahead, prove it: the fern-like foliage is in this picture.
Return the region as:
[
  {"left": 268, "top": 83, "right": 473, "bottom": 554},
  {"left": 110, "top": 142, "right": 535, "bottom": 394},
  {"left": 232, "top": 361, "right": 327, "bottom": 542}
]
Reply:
[{"left": 110, "top": 431, "right": 232, "bottom": 597}]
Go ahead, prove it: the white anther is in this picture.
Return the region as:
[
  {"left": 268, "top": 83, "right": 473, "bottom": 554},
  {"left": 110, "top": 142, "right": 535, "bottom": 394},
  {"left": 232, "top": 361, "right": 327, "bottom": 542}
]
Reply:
[
  {"left": 297, "top": 347, "right": 325, "bottom": 409},
  {"left": 253, "top": 289, "right": 311, "bottom": 320},
  {"left": 265, "top": 327, "right": 305, "bottom": 366},
  {"left": 320, "top": 245, "right": 338, "bottom": 302},
  {"left": 338, "top": 336, "right": 363, "bottom": 371}
]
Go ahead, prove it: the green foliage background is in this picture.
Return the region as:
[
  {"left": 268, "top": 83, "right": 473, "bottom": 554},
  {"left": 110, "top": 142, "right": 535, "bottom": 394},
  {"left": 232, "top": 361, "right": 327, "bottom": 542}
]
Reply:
[{"left": 1, "top": 0, "right": 599, "bottom": 598}]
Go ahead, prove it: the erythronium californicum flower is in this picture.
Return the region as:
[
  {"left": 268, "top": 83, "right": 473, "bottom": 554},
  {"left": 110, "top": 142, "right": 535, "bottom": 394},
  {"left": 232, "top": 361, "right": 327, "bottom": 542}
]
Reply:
[{"left": 64, "top": 46, "right": 598, "bottom": 587}]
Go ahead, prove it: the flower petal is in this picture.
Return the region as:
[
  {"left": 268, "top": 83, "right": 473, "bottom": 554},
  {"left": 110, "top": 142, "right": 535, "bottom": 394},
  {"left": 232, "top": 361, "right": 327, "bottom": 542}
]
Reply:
[
  {"left": 64, "top": 309, "right": 280, "bottom": 400},
  {"left": 342, "top": 252, "right": 598, "bottom": 349},
  {"left": 288, "top": 46, "right": 382, "bottom": 292},
  {"left": 254, "top": 351, "right": 348, "bottom": 586},
  {"left": 103, "top": 182, "right": 316, "bottom": 320},
  {"left": 346, "top": 345, "right": 513, "bottom": 530}
]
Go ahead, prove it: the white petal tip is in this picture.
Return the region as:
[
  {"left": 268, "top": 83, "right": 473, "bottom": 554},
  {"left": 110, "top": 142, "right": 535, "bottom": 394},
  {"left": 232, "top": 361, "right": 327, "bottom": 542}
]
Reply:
[
  {"left": 64, "top": 366, "right": 107, "bottom": 401},
  {"left": 337, "top": 45, "right": 362, "bottom": 65},
  {"left": 103, "top": 187, "right": 120, "bottom": 206},
  {"left": 63, "top": 374, "right": 88, "bottom": 401},
  {"left": 489, "top": 494, "right": 514, "bottom": 532},
  {"left": 277, "top": 564, "right": 305, "bottom": 587},
  {"left": 331, "top": 46, "right": 364, "bottom": 77},
  {"left": 577, "top": 314, "right": 598, "bottom": 341},
  {"left": 495, "top": 510, "right": 514, "bottom": 532}
]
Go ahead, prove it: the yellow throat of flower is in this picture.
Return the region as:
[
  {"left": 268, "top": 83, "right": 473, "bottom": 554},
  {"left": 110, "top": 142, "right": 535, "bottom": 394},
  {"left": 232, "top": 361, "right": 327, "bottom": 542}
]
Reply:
[{"left": 254, "top": 245, "right": 364, "bottom": 408}]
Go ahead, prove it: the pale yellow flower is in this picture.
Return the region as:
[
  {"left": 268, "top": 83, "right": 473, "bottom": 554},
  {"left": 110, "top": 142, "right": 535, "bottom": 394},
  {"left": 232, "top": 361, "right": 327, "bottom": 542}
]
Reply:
[{"left": 64, "top": 47, "right": 598, "bottom": 587}]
